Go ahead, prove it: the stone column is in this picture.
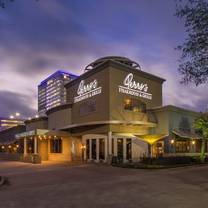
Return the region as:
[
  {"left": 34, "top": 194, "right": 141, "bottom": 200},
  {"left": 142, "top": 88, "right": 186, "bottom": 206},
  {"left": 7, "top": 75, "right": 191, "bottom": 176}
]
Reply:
[
  {"left": 34, "top": 137, "right": 38, "bottom": 154},
  {"left": 24, "top": 137, "right": 27, "bottom": 155},
  {"left": 123, "top": 138, "right": 127, "bottom": 162},
  {"left": 96, "top": 138, "right": 99, "bottom": 162},
  {"left": 108, "top": 131, "right": 112, "bottom": 155}
]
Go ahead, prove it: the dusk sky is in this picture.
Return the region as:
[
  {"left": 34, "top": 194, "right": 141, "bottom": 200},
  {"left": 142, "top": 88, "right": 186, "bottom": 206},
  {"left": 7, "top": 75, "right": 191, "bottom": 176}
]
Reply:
[{"left": 0, "top": 0, "right": 208, "bottom": 118}]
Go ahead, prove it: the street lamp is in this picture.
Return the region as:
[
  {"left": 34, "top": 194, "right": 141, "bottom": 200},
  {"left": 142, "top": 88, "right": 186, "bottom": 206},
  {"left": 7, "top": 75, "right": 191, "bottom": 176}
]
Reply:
[
  {"left": 9, "top": 115, "right": 14, "bottom": 119},
  {"left": 15, "top": 112, "right": 20, "bottom": 117}
]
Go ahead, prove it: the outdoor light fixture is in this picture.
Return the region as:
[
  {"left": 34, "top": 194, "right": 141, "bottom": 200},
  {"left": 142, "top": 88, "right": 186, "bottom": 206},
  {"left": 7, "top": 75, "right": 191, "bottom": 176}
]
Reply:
[
  {"left": 16, "top": 144, "right": 19, "bottom": 148},
  {"left": 8, "top": 145, "right": 11, "bottom": 149},
  {"left": 192, "top": 140, "right": 195, "bottom": 145},
  {"left": 81, "top": 145, "right": 86, "bottom": 149},
  {"left": 9, "top": 115, "right": 14, "bottom": 119},
  {"left": 15, "top": 112, "right": 20, "bottom": 117},
  {"left": 1, "top": 146, "right": 5, "bottom": 149},
  {"left": 170, "top": 139, "right": 175, "bottom": 144}
]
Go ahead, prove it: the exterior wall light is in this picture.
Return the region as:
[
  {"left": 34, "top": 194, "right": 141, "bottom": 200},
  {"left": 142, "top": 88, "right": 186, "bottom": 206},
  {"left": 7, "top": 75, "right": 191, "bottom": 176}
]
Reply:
[
  {"left": 192, "top": 140, "right": 196, "bottom": 145},
  {"left": 170, "top": 139, "right": 175, "bottom": 144},
  {"left": 81, "top": 145, "right": 86, "bottom": 150},
  {"left": 8, "top": 145, "right": 11, "bottom": 149}
]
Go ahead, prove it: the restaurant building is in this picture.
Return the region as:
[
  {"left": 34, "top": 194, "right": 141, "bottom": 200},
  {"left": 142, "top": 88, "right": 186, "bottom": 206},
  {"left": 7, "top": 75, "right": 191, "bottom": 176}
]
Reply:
[{"left": 1, "top": 56, "right": 203, "bottom": 163}]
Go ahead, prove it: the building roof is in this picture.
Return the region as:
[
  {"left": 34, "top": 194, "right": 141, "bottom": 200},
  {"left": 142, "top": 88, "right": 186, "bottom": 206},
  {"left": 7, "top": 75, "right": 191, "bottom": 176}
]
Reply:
[
  {"left": 38, "top": 70, "right": 78, "bottom": 87},
  {"left": 85, "top": 56, "right": 141, "bottom": 71},
  {"left": 148, "top": 105, "right": 200, "bottom": 116},
  {"left": 65, "top": 58, "right": 166, "bottom": 88}
]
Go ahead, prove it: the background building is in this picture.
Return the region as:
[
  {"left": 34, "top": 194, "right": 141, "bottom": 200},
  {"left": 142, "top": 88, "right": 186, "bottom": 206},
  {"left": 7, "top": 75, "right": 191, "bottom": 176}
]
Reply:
[
  {"left": 0, "top": 117, "right": 24, "bottom": 132},
  {"left": 38, "top": 70, "right": 78, "bottom": 116}
]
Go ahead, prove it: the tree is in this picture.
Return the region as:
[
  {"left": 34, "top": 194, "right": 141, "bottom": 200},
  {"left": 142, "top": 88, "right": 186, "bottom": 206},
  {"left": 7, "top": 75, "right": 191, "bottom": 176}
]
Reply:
[
  {"left": 193, "top": 113, "right": 208, "bottom": 162},
  {"left": 175, "top": 0, "right": 208, "bottom": 86},
  {"left": 0, "top": 0, "right": 14, "bottom": 8},
  {"left": 0, "top": 0, "right": 39, "bottom": 8}
]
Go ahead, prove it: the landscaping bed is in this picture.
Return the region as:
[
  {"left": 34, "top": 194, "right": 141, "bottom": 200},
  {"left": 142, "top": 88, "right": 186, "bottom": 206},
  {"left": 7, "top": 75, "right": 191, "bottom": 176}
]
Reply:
[{"left": 111, "top": 156, "right": 208, "bottom": 169}]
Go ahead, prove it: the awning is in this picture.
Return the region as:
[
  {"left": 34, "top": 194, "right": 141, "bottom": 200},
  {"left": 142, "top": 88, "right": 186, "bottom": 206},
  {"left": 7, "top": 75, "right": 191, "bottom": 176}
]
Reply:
[
  {"left": 136, "top": 134, "right": 168, "bottom": 145},
  {"left": 15, "top": 129, "right": 70, "bottom": 139},
  {"left": 113, "top": 133, "right": 137, "bottom": 138},
  {"left": 172, "top": 129, "right": 202, "bottom": 140}
]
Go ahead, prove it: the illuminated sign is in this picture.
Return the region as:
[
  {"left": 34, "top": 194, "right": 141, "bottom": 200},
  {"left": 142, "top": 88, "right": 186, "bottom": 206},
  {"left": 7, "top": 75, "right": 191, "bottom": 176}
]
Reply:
[
  {"left": 74, "top": 79, "right": 102, "bottom": 103},
  {"left": 119, "top": 73, "right": 152, "bottom": 100}
]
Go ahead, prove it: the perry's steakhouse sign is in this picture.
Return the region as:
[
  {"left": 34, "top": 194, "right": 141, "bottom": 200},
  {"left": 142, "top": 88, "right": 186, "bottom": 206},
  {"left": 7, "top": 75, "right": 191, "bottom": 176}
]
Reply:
[
  {"left": 74, "top": 79, "right": 102, "bottom": 103},
  {"left": 119, "top": 73, "right": 152, "bottom": 100}
]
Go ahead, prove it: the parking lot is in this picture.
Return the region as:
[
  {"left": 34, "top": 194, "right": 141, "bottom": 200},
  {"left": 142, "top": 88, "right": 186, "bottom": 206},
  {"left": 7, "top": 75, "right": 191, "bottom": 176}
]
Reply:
[{"left": 1, "top": 161, "right": 208, "bottom": 208}]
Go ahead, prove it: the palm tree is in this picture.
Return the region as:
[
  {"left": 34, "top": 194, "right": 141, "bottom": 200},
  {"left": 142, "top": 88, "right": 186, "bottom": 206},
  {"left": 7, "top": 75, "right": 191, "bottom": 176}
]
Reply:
[{"left": 193, "top": 113, "right": 208, "bottom": 162}]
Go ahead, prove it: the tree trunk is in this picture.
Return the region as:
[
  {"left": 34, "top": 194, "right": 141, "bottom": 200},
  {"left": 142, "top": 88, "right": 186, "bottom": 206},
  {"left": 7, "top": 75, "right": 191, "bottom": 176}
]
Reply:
[{"left": 200, "top": 139, "right": 206, "bottom": 163}]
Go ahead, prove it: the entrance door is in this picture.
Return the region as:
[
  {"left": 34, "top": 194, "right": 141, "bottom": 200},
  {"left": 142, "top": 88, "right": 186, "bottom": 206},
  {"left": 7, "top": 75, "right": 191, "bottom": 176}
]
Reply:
[
  {"left": 126, "top": 138, "right": 132, "bottom": 160},
  {"left": 86, "top": 139, "right": 90, "bottom": 159},
  {"left": 91, "top": 139, "right": 96, "bottom": 160},
  {"left": 117, "top": 138, "right": 123, "bottom": 161},
  {"left": 99, "top": 139, "right": 105, "bottom": 160}
]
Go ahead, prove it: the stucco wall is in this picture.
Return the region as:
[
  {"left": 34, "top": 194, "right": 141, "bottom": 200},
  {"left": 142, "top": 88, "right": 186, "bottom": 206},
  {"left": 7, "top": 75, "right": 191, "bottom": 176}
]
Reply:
[
  {"left": 48, "top": 108, "right": 72, "bottom": 130},
  {"left": 26, "top": 119, "right": 48, "bottom": 131},
  {"left": 109, "top": 66, "right": 163, "bottom": 122}
]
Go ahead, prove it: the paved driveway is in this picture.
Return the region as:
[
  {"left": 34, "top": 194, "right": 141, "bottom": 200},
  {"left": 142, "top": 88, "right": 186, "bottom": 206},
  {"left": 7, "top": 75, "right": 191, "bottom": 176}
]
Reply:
[{"left": 0, "top": 161, "right": 208, "bottom": 208}]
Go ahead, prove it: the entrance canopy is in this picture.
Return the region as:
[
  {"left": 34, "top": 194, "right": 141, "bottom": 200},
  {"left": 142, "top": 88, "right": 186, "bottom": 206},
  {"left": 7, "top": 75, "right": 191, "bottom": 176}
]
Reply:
[
  {"left": 136, "top": 134, "right": 168, "bottom": 145},
  {"left": 15, "top": 129, "right": 71, "bottom": 139}
]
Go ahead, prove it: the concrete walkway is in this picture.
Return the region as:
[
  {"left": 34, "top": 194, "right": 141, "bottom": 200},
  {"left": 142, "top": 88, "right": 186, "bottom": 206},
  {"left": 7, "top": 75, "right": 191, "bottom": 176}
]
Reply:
[{"left": 1, "top": 161, "right": 208, "bottom": 208}]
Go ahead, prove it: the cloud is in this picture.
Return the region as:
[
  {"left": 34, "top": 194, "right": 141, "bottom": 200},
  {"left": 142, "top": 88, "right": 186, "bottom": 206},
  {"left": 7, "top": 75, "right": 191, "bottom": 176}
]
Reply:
[
  {"left": 0, "top": 0, "right": 207, "bottom": 117},
  {"left": 0, "top": 90, "right": 36, "bottom": 118}
]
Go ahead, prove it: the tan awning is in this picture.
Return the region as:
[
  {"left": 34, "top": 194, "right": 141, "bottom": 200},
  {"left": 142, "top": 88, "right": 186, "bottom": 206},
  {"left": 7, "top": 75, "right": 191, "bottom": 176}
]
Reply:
[
  {"left": 15, "top": 129, "right": 70, "bottom": 139},
  {"left": 45, "top": 130, "right": 71, "bottom": 137},
  {"left": 136, "top": 134, "right": 168, "bottom": 145}
]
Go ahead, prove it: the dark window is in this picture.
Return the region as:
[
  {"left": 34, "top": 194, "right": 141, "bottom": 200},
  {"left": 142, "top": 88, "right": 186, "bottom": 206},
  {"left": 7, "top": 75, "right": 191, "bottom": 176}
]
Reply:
[
  {"left": 86, "top": 139, "right": 90, "bottom": 159},
  {"left": 99, "top": 139, "right": 105, "bottom": 160},
  {"left": 112, "top": 138, "right": 114, "bottom": 155},
  {"left": 126, "top": 139, "right": 132, "bottom": 160},
  {"left": 124, "top": 99, "right": 146, "bottom": 113},
  {"left": 117, "top": 138, "right": 123, "bottom": 159},
  {"left": 79, "top": 100, "right": 96, "bottom": 116},
  {"left": 91, "top": 139, "right": 96, "bottom": 160},
  {"left": 50, "top": 138, "right": 62, "bottom": 153},
  {"left": 175, "top": 141, "right": 189, "bottom": 153}
]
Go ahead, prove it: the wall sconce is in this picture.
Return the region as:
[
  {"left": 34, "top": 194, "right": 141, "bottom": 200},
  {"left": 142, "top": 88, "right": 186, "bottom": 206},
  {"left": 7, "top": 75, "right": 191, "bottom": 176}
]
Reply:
[
  {"left": 170, "top": 139, "right": 175, "bottom": 144},
  {"left": 192, "top": 140, "right": 195, "bottom": 145},
  {"left": 81, "top": 145, "right": 86, "bottom": 150}
]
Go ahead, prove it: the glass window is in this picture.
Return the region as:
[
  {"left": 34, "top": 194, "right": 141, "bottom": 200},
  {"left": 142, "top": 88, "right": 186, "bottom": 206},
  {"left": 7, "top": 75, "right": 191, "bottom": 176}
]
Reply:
[
  {"left": 124, "top": 99, "right": 146, "bottom": 113},
  {"left": 112, "top": 138, "right": 114, "bottom": 155},
  {"left": 50, "top": 138, "right": 62, "bottom": 153},
  {"left": 91, "top": 139, "right": 96, "bottom": 160},
  {"left": 175, "top": 141, "right": 189, "bottom": 153},
  {"left": 117, "top": 138, "right": 123, "bottom": 159},
  {"left": 86, "top": 139, "right": 90, "bottom": 159},
  {"left": 126, "top": 138, "right": 132, "bottom": 160},
  {"left": 99, "top": 139, "right": 105, "bottom": 160}
]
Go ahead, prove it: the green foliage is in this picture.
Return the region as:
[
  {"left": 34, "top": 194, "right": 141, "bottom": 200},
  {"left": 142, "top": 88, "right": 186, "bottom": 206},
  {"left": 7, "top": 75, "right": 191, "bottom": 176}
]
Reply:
[
  {"left": 193, "top": 112, "right": 208, "bottom": 162},
  {"left": 194, "top": 113, "right": 208, "bottom": 138},
  {"left": 175, "top": 0, "right": 208, "bottom": 86}
]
